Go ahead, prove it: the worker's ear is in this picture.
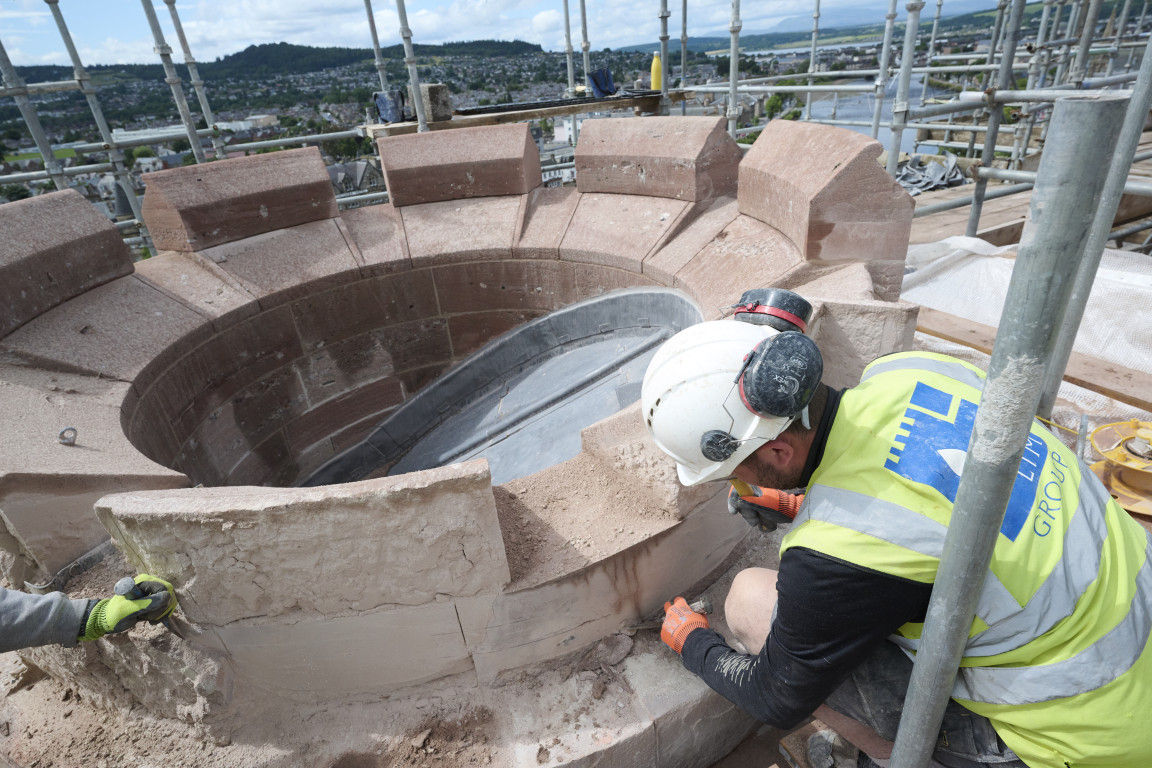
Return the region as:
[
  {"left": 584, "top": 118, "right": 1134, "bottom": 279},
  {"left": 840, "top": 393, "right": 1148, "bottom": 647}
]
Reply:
[{"left": 752, "top": 437, "right": 795, "bottom": 470}]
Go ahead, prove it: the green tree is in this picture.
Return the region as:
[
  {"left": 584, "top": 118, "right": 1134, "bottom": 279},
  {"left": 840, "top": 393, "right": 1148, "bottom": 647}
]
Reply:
[
  {"left": 1, "top": 184, "right": 31, "bottom": 202},
  {"left": 171, "top": 138, "right": 191, "bottom": 153}
]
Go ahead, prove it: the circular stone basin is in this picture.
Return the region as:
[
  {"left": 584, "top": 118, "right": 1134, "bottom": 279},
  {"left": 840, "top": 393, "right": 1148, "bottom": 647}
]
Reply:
[{"left": 305, "top": 288, "right": 703, "bottom": 487}]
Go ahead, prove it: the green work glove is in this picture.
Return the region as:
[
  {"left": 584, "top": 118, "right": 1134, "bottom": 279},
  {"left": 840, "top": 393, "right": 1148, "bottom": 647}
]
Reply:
[{"left": 78, "top": 574, "right": 177, "bottom": 642}]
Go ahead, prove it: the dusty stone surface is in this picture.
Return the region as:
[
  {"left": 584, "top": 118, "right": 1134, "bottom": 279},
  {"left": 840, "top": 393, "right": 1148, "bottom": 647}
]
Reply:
[
  {"left": 514, "top": 186, "right": 580, "bottom": 259},
  {"left": 401, "top": 196, "right": 521, "bottom": 266},
  {"left": 338, "top": 204, "right": 412, "bottom": 275},
  {"left": 410, "top": 82, "right": 453, "bottom": 122},
  {"left": 96, "top": 461, "right": 509, "bottom": 626},
  {"left": 0, "top": 190, "right": 134, "bottom": 340},
  {"left": 775, "top": 262, "right": 879, "bottom": 302},
  {"left": 643, "top": 196, "right": 739, "bottom": 285},
  {"left": 673, "top": 214, "right": 805, "bottom": 317},
  {"left": 140, "top": 147, "right": 337, "bottom": 251},
  {"left": 739, "top": 121, "right": 913, "bottom": 264},
  {"left": 807, "top": 298, "right": 920, "bottom": 389},
  {"left": 134, "top": 249, "right": 259, "bottom": 332},
  {"left": 431, "top": 260, "right": 577, "bottom": 313},
  {"left": 0, "top": 365, "right": 188, "bottom": 585},
  {"left": 0, "top": 275, "right": 211, "bottom": 387},
  {"left": 378, "top": 123, "right": 541, "bottom": 207},
  {"left": 198, "top": 218, "right": 361, "bottom": 307},
  {"left": 560, "top": 193, "right": 689, "bottom": 272},
  {"left": 576, "top": 116, "right": 742, "bottom": 201}
]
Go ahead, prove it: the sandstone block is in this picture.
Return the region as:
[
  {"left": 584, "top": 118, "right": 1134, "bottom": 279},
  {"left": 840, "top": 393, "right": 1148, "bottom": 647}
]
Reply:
[
  {"left": 140, "top": 147, "right": 337, "bottom": 252},
  {"left": 670, "top": 214, "right": 804, "bottom": 316},
  {"left": 134, "top": 250, "right": 258, "bottom": 332},
  {"left": 409, "top": 82, "right": 453, "bottom": 122},
  {"left": 338, "top": 204, "right": 411, "bottom": 275},
  {"left": 0, "top": 275, "right": 212, "bottom": 387},
  {"left": 572, "top": 263, "right": 661, "bottom": 301},
  {"left": 198, "top": 219, "right": 361, "bottom": 307},
  {"left": 643, "top": 196, "right": 739, "bottom": 285},
  {"left": 0, "top": 189, "right": 134, "bottom": 340},
  {"left": 513, "top": 186, "right": 580, "bottom": 259},
  {"left": 0, "top": 366, "right": 188, "bottom": 584},
  {"left": 401, "top": 196, "right": 521, "bottom": 267},
  {"left": 432, "top": 259, "right": 578, "bottom": 313},
  {"left": 448, "top": 309, "right": 547, "bottom": 358},
  {"left": 560, "top": 193, "right": 689, "bottom": 272},
  {"left": 739, "top": 121, "right": 914, "bottom": 263},
  {"left": 575, "top": 116, "right": 742, "bottom": 201},
  {"left": 807, "top": 298, "right": 919, "bottom": 390},
  {"left": 377, "top": 123, "right": 541, "bottom": 207},
  {"left": 96, "top": 461, "right": 510, "bottom": 626}
]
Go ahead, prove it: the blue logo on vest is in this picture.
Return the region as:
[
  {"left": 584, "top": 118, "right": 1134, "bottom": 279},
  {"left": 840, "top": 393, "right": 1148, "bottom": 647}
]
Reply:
[{"left": 884, "top": 381, "right": 1047, "bottom": 541}]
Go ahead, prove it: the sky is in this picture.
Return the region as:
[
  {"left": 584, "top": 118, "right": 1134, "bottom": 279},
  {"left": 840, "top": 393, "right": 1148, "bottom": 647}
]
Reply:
[{"left": 0, "top": 0, "right": 918, "bottom": 67}]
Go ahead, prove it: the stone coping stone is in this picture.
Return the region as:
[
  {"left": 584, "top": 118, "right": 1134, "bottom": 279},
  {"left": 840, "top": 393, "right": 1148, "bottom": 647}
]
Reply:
[
  {"left": 0, "top": 365, "right": 189, "bottom": 582},
  {"left": 134, "top": 250, "right": 259, "bottom": 332},
  {"left": 739, "top": 121, "right": 913, "bottom": 263},
  {"left": 377, "top": 123, "right": 542, "bottom": 207},
  {"left": 0, "top": 189, "right": 134, "bottom": 340},
  {"left": 560, "top": 193, "right": 689, "bottom": 272},
  {"left": 197, "top": 218, "right": 361, "bottom": 308},
  {"left": 141, "top": 147, "right": 337, "bottom": 252},
  {"left": 575, "top": 116, "right": 742, "bottom": 201},
  {"left": 806, "top": 298, "right": 919, "bottom": 390},
  {"left": 643, "top": 196, "right": 739, "bottom": 286},
  {"left": 401, "top": 196, "right": 521, "bottom": 267},
  {"left": 96, "top": 460, "right": 510, "bottom": 626},
  {"left": 0, "top": 275, "right": 213, "bottom": 388},
  {"left": 514, "top": 186, "right": 580, "bottom": 259},
  {"left": 338, "top": 204, "right": 412, "bottom": 276}
]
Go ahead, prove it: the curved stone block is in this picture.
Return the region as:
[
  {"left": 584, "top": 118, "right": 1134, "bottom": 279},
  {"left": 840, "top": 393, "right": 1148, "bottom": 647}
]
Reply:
[
  {"left": 0, "top": 189, "right": 133, "bottom": 340},
  {"left": 140, "top": 147, "right": 337, "bottom": 252},
  {"left": 575, "top": 116, "right": 742, "bottom": 201},
  {"left": 808, "top": 298, "right": 919, "bottom": 390},
  {"left": 377, "top": 123, "right": 541, "bottom": 207},
  {"left": 739, "top": 121, "right": 913, "bottom": 264},
  {"left": 560, "top": 193, "right": 689, "bottom": 272},
  {"left": 402, "top": 196, "right": 522, "bottom": 267}
]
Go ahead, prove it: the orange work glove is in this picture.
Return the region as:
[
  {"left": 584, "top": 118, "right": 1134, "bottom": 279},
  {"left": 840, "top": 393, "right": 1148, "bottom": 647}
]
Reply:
[
  {"left": 728, "top": 485, "right": 804, "bottom": 532},
  {"left": 660, "top": 596, "right": 710, "bottom": 654}
]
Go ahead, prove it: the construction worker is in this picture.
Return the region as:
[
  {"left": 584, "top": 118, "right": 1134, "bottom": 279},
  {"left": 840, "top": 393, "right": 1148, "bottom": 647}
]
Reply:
[
  {"left": 0, "top": 576, "right": 176, "bottom": 653},
  {"left": 643, "top": 289, "right": 1152, "bottom": 768}
]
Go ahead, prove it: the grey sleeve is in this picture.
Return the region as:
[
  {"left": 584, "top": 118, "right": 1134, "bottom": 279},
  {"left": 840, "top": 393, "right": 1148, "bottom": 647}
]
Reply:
[{"left": 0, "top": 586, "right": 91, "bottom": 653}]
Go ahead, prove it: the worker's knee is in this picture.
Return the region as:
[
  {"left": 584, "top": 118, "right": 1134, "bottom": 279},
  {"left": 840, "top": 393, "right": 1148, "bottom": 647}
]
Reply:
[{"left": 724, "top": 567, "right": 779, "bottom": 655}]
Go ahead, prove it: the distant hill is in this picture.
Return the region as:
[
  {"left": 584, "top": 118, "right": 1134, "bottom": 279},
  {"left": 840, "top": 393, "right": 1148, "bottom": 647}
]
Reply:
[{"left": 13, "top": 39, "right": 544, "bottom": 83}]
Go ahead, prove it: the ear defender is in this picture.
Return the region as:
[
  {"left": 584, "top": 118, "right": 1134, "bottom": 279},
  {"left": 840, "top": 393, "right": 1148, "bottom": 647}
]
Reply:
[{"left": 738, "top": 332, "right": 823, "bottom": 419}]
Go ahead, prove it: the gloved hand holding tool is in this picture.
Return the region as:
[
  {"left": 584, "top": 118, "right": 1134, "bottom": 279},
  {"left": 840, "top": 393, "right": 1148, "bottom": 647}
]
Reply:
[
  {"left": 728, "top": 480, "right": 803, "bottom": 532},
  {"left": 660, "top": 596, "right": 710, "bottom": 654},
  {"left": 78, "top": 574, "right": 177, "bottom": 642}
]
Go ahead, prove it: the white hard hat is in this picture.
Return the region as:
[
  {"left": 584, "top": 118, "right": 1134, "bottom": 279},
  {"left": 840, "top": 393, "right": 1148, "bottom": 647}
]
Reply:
[{"left": 641, "top": 312, "right": 822, "bottom": 486}]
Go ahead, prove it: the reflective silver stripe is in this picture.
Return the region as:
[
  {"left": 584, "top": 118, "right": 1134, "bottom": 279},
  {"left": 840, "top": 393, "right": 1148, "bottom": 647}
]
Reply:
[
  {"left": 953, "top": 539, "right": 1152, "bottom": 706},
  {"left": 964, "top": 461, "right": 1111, "bottom": 656},
  {"left": 798, "top": 485, "right": 947, "bottom": 559},
  {"left": 860, "top": 354, "right": 986, "bottom": 392}
]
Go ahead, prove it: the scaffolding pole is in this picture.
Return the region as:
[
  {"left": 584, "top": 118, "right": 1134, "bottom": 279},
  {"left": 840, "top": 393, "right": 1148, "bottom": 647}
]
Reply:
[
  {"left": 0, "top": 39, "right": 68, "bottom": 191},
  {"left": 1107, "top": 0, "right": 1134, "bottom": 75},
  {"left": 918, "top": 0, "right": 946, "bottom": 106},
  {"left": 980, "top": 1, "right": 1009, "bottom": 89},
  {"left": 887, "top": 1, "right": 927, "bottom": 175},
  {"left": 1071, "top": 0, "right": 1105, "bottom": 84},
  {"left": 44, "top": 0, "right": 153, "bottom": 250},
  {"left": 681, "top": 0, "right": 688, "bottom": 115},
  {"left": 871, "top": 0, "right": 900, "bottom": 138},
  {"left": 164, "top": 0, "right": 226, "bottom": 160},
  {"left": 580, "top": 0, "right": 592, "bottom": 89},
  {"left": 805, "top": 0, "right": 822, "bottom": 120},
  {"left": 728, "top": 0, "right": 743, "bottom": 138},
  {"left": 395, "top": 0, "right": 428, "bottom": 133},
  {"left": 886, "top": 93, "right": 1128, "bottom": 768},
  {"left": 563, "top": 0, "right": 578, "bottom": 143},
  {"left": 966, "top": 0, "right": 1028, "bottom": 236},
  {"left": 1039, "top": 32, "right": 1152, "bottom": 416},
  {"left": 139, "top": 0, "right": 206, "bottom": 163},
  {"left": 364, "top": 0, "right": 391, "bottom": 92},
  {"left": 659, "top": 0, "right": 671, "bottom": 113}
]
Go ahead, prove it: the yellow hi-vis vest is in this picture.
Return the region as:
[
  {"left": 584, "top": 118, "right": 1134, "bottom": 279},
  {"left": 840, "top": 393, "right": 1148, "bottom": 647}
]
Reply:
[{"left": 781, "top": 351, "right": 1152, "bottom": 768}]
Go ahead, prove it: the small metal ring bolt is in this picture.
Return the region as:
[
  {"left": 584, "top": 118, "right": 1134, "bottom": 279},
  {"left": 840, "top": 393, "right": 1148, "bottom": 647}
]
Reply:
[{"left": 58, "top": 427, "right": 78, "bottom": 446}]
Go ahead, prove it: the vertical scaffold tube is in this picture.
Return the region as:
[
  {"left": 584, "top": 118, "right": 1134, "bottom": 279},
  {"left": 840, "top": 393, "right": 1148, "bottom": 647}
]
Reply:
[
  {"left": 659, "top": 0, "right": 671, "bottom": 112},
  {"left": 1039, "top": 32, "right": 1152, "bottom": 417},
  {"left": 728, "top": 0, "right": 742, "bottom": 138},
  {"left": 139, "top": 0, "right": 206, "bottom": 163},
  {"left": 364, "top": 0, "right": 391, "bottom": 92},
  {"left": 886, "top": 93, "right": 1128, "bottom": 768},
  {"left": 1071, "top": 0, "right": 1105, "bottom": 84},
  {"left": 966, "top": 0, "right": 1027, "bottom": 236},
  {"left": 980, "top": 1, "right": 1008, "bottom": 89},
  {"left": 681, "top": 0, "right": 689, "bottom": 115},
  {"left": 805, "top": 0, "right": 821, "bottom": 120},
  {"left": 0, "top": 39, "right": 67, "bottom": 190},
  {"left": 563, "top": 0, "right": 577, "bottom": 144},
  {"left": 580, "top": 0, "right": 591, "bottom": 89},
  {"left": 871, "top": 0, "right": 900, "bottom": 138},
  {"left": 1013, "top": 0, "right": 1055, "bottom": 168},
  {"left": 919, "top": 0, "right": 945, "bottom": 106},
  {"left": 164, "top": 0, "right": 226, "bottom": 159},
  {"left": 887, "top": 1, "right": 926, "bottom": 176},
  {"left": 1107, "top": 0, "right": 1133, "bottom": 76},
  {"left": 395, "top": 0, "right": 427, "bottom": 132}
]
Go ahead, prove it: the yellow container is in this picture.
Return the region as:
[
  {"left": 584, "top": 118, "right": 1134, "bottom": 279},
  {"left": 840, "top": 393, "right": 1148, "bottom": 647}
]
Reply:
[{"left": 651, "top": 52, "right": 662, "bottom": 90}]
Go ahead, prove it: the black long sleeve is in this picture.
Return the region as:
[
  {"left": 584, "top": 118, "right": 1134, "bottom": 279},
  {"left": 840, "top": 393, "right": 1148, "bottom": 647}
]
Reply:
[{"left": 680, "top": 546, "right": 933, "bottom": 728}]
